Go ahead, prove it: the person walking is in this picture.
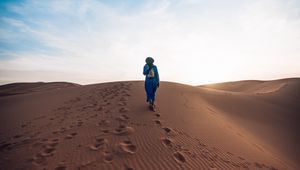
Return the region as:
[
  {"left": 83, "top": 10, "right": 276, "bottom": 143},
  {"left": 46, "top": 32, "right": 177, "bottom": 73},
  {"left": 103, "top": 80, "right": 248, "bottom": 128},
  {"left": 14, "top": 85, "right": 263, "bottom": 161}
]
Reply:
[{"left": 143, "top": 57, "right": 160, "bottom": 111}]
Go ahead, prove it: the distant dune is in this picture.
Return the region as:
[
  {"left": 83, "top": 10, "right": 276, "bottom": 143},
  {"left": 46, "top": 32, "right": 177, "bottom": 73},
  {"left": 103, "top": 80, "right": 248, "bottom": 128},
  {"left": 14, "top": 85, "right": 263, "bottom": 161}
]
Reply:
[
  {"left": 0, "top": 82, "right": 80, "bottom": 97},
  {"left": 200, "top": 78, "right": 300, "bottom": 94},
  {"left": 0, "top": 78, "right": 299, "bottom": 169}
]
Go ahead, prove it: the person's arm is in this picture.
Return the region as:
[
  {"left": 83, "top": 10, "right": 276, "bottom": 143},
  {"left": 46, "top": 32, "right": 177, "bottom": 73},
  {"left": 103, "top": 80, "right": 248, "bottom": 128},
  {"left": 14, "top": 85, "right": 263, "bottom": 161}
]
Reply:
[
  {"left": 143, "top": 64, "right": 149, "bottom": 75},
  {"left": 155, "top": 66, "right": 160, "bottom": 86}
]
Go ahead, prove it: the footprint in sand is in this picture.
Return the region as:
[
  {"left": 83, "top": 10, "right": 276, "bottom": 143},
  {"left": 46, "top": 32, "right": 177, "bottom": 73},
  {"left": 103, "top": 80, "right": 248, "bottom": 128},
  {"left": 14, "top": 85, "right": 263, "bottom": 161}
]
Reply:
[
  {"left": 98, "top": 120, "right": 110, "bottom": 127},
  {"left": 21, "top": 123, "right": 27, "bottom": 128},
  {"left": 41, "top": 147, "right": 56, "bottom": 157},
  {"left": 269, "top": 166, "right": 279, "bottom": 170},
  {"left": 173, "top": 151, "right": 186, "bottom": 163},
  {"left": 119, "top": 140, "right": 137, "bottom": 154},
  {"left": 90, "top": 114, "right": 98, "bottom": 118},
  {"left": 161, "top": 138, "right": 173, "bottom": 147},
  {"left": 13, "top": 134, "right": 23, "bottom": 139},
  {"left": 124, "top": 164, "right": 134, "bottom": 170},
  {"left": 0, "top": 142, "right": 12, "bottom": 151},
  {"left": 120, "top": 97, "right": 128, "bottom": 101},
  {"left": 155, "top": 113, "right": 160, "bottom": 117},
  {"left": 65, "top": 132, "right": 78, "bottom": 139},
  {"left": 54, "top": 165, "right": 67, "bottom": 170},
  {"left": 119, "top": 107, "right": 130, "bottom": 113},
  {"left": 47, "top": 139, "right": 59, "bottom": 147},
  {"left": 35, "top": 138, "right": 60, "bottom": 158},
  {"left": 76, "top": 120, "right": 83, "bottom": 126},
  {"left": 113, "top": 125, "right": 135, "bottom": 136},
  {"left": 121, "top": 114, "right": 130, "bottom": 120},
  {"left": 89, "top": 138, "right": 108, "bottom": 151},
  {"left": 154, "top": 120, "right": 162, "bottom": 126},
  {"left": 31, "top": 153, "right": 48, "bottom": 166},
  {"left": 59, "top": 127, "right": 66, "bottom": 133},
  {"left": 31, "top": 141, "right": 45, "bottom": 148},
  {"left": 101, "top": 129, "right": 110, "bottom": 134},
  {"left": 123, "top": 93, "right": 131, "bottom": 97},
  {"left": 103, "top": 152, "right": 114, "bottom": 163},
  {"left": 118, "top": 102, "right": 127, "bottom": 106},
  {"left": 115, "top": 115, "right": 130, "bottom": 122},
  {"left": 254, "top": 162, "right": 267, "bottom": 169},
  {"left": 162, "top": 127, "right": 173, "bottom": 133},
  {"left": 20, "top": 136, "right": 32, "bottom": 144},
  {"left": 97, "top": 106, "right": 103, "bottom": 111}
]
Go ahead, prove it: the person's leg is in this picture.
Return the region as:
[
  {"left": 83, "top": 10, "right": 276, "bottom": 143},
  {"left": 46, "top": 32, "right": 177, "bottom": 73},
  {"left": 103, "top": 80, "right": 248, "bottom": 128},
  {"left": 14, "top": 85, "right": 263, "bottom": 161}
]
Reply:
[
  {"left": 152, "top": 84, "right": 158, "bottom": 104},
  {"left": 144, "top": 82, "right": 149, "bottom": 102},
  {"left": 145, "top": 80, "right": 154, "bottom": 104}
]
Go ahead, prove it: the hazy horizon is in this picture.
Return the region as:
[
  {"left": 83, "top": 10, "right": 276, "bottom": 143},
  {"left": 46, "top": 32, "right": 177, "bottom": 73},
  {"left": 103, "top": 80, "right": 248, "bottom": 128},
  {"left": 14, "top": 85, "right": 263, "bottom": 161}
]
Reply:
[{"left": 1, "top": 0, "right": 300, "bottom": 86}]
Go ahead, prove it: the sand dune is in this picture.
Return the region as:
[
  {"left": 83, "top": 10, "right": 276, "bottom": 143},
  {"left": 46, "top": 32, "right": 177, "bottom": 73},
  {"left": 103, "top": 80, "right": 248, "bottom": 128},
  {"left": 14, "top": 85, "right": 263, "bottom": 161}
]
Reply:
[
  {"left": 0, "top": 79, "right": 299, "bottom": 169},
  {"left": 199, "top": 78, "right": 300, "bottom": 168},
  {"left": 200, "top": 78, "right": 299, "bottom": 94},
  {"left": 0, "top": 82, "right": 80, "bottom": 97}
]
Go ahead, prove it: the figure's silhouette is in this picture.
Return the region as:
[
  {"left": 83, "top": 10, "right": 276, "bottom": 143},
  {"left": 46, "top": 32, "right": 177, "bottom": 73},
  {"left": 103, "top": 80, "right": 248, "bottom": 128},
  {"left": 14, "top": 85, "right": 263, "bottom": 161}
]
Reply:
[{"left": 143, "top": 57, "right": 160, "bottom": 111}]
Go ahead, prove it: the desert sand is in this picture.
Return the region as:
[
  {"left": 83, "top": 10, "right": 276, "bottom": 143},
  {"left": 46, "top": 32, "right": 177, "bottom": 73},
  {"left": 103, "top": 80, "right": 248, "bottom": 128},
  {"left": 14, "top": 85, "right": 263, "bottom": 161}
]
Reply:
[{"left": 0, "top": 78, "right": 299, "bottom": 170}]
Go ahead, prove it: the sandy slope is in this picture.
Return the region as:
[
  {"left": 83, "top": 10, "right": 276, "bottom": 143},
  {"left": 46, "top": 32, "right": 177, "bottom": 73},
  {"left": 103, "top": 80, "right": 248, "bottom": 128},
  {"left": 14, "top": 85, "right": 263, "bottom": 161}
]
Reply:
[
  {"left": 0, "top": 79, "right": 299, "bottom": 170},
  {"left": 199, "top": 78, "right": 300, "bottom": 168}
]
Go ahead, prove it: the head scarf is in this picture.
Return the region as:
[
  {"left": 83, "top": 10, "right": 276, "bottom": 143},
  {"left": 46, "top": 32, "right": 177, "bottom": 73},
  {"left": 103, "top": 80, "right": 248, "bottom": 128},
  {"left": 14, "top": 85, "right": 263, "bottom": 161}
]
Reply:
[{"left": 145, "top": 57, "right": 154, "bottom": 65}]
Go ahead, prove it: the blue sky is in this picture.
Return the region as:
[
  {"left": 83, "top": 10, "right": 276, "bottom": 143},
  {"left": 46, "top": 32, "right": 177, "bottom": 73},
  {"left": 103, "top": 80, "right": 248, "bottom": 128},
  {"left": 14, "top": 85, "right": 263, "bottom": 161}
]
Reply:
[{"left": 0, "top": 0, "right": 300, "bottom": 85}]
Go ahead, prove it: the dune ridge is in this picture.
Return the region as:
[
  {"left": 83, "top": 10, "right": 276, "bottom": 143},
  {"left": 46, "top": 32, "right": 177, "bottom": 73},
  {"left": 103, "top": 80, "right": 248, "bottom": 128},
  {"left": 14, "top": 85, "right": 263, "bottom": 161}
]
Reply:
[
  {"left": 200, "top": 78, "right": 299, "bottom": 94},
  {"left": 0, "top": 78, "right": 299, "bottom": 169},
  {"left": 0, "top": 82, "right": 80, "bottom": 97}
]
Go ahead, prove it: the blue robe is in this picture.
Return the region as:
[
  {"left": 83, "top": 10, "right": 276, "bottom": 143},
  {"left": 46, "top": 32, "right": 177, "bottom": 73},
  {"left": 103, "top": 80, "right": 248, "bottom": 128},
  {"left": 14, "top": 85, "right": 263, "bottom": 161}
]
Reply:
[{"left": 143, "top": 64, "right": 159, "bottom": 103}]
